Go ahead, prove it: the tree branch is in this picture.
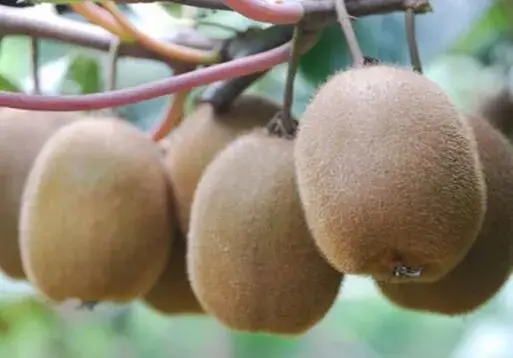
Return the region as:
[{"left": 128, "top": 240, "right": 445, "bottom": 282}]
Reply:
[
  {"left": 0, "top": 5, "right": 218, "bottom": 63},
  {"left": 115, "top": 0, "right": 431, "bottom": 19},
  {"left": 0, "top": 0, "right": 430, "bottom": 62}
]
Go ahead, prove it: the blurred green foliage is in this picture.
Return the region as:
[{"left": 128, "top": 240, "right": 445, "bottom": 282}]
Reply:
[{"left": 1, "top": 0, "right": 513, "bottom": 356}]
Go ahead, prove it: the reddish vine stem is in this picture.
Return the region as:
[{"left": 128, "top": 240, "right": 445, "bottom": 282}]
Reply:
[
  {"left": 218, "top": 0, "right": 304, "bottom": 24},
  {"left": 0, "top": 43, "right": 291, "bottom": 111}
]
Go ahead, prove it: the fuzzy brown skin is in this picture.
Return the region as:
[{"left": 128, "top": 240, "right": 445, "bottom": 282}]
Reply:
[
  {"left": 0, "top": 109, "right": 117, "bottom": 280},
  {"left": 294, "top": 65, "right": 487, "bottom": 283},
  {"left": 188, "top": 129, "right": 342, "bottom": 335},
  {"left": 377, "top": 116, "right": 513, "bottom": 314},
  {"left": 144, "top": 229, "right": 204, "bottom": 315},
  {"left": 479, "top": 90, "right": 513, "bottom": 141},
  {"left": 19, "top": 119, "right": 172, "bottom": 302},
  {"left": 163, "top": 95, "right": 279, "bottom": 234}
]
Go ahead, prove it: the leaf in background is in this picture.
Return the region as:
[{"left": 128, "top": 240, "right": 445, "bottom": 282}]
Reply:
[
  {"left": 0, "top": 37, "right": 30, "bottom": 83},
  {"left": 298, "top": 24, "right": 351, "bottom": 86},
  {"left": 0, "top": 73, "right": 21, "bottom": 92},
  {"left": 299, "top": 16, "right": 409, "bottom": 87},
  {"left": 231, "top": 331, "right": 303, "bottom": 358},
  {"left": 415, "top": 0, "right": 494, "bottom": 62},
  {"left": 299, "top": 0, "right": 493, "bottom": 88},
  {"left": 63, "top": 54, "right": 102, "bottom": 94},
  {"left": 20, "top": 56, "right": 72, "bottom": 94},
  {"left": 196, "top": 10, "right": 269, "bottom": 40},
  {"left": 0, "top": 37, "right": 84, "bottom": 89},
  {"left": 127, "top": 3, "right": 195, "bottom": 39},
  {"left": 452, "top": 0, "right": 513, "bottom": 55}
]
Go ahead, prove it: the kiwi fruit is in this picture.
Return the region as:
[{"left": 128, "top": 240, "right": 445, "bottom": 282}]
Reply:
[
  {"left": 188, "top": 129, "right": 342, "bottom": 334},
  {"left": 0, "top": 109, "right": 113, "bottom": 279},
  {"left": 144, "top": 229, "right": 204, "bottom": 315},
  {"left": 479, "top": 90, "right": 513, "bottom": 141},
  {"left": 163, "top": 95, "right": 279, "bottom": 234},
  {"left": 377, "top": 115, "right": 513, "bottom": 315},
  {"left": 294, "top": 65, "right": 487, "bottom": 283},
  {"left": 19, "top": 118, "right": 172, "bottom": 302}
]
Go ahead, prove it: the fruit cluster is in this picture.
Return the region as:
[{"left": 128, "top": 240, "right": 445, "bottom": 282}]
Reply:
[{"left": 1, "top": 64, "right": 512, "bottom": 335}]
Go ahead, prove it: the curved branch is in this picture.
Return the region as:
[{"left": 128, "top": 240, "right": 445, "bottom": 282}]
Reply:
[
  {"left": 218, "top": 0, "right": 304, "bottom": 24},
  {"left": 0, "top": 42, "right": 291, "bottom": 111},
  {"left": 0, "top": 6, "right": 218, "bottom": 63},
  {"left": 151, "top": 89, "right": 189, "bottom": 140}
]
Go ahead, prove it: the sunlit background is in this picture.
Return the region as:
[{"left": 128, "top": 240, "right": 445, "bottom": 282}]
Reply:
[{"left": 0, "top": 0, "right": 512, "bottom": 356}]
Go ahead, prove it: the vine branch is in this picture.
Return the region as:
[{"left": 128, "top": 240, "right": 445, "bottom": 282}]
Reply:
[
  {"left": 0, "top": 42, "right": 291, "bottom": 110},
  {"left": 0, "top": 6, "right": 218, "bottom": 63}
]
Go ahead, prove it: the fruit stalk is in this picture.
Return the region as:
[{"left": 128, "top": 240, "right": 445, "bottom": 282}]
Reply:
[
  {"left": 334, "top": 0, "right": 364, "bottom": 68},
  {"left": 107, "top": 37, "right": 121, "bottom": 92},
  {"left": 405, "top": 8, "right": 422, "bottom": 73},
  {"left": 30, "top": 36, "right": 41, "bottom": 95}
]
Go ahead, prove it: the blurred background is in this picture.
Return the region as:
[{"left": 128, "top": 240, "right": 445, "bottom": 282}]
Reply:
[{"left": 1, "top": 0, "right": 513, "bottom": 356}]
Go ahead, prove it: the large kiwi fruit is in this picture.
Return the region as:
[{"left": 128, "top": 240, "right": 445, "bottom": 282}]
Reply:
[
  {"left": 294, "top": 65, "right": 487, "bottom": 283},
  {"left": 0, "top": 109, "right": 111, "bottom": 279},
  {"left": 19, "top": 118, "right": 172, "bottom": 302},
  {"left": 144, "top": 229, "right": 204, "bottom": 315},
  {"left": 376, "top": 115, "right": 513, "bottom": 315},
  {"left": 188, "top": 129, "right": 342, "bottom": 334},
  {"left": 163, "top": 95, "right": 279, "bottom": 234}
]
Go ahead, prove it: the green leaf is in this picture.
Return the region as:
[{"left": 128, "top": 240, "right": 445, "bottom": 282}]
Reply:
[
  {"left": 63, "top": 54, "right": 102, "bottom": 94},
  {"left": 0, "top": 73, "right": 21, "bottom": 92},
  {"left": 415, "top": 0, "right": 493, "bottom": 61},
  {"left": 298, "top": 24, "right": 351, "bottom": 86},
  {"left": 196, "top": 11, "right": 268, "bottom": 40},
  {"left": 299, "top": 17, "right": 409, "bottom": 87},
  {"left": 451, "top": 0, "right": 513, "bottom": 55},
  {"left": 299, "top": 0, "right": 493, "bottom": 87},
  {"left": 231, "top": 331, "right": 302, "bottom": 358},
  {"left": 0, "top": 37, "right": 31, "bottom": 82}
]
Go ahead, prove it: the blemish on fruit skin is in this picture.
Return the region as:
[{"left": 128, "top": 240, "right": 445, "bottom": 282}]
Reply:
[
  {"left": 78, "top": 300, "right": 98, "bottom": 311},
  {"left": 393, "top": 265, "right": 422, "bottom": 278}
]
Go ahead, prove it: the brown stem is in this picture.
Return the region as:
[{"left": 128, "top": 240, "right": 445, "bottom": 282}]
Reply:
[
  {"left": 276, "top": 25, "right": 303, "bottom": 136},
  {"left": 335, "top": 0, "right": 364, "bottom": 68},
  {"left": 267, "top": 25, "right": 319, "bottom": 138},
  {"left": 107, "top": 37, "right": 120, "bottom": 91},
  {"left": 405, "top": 8, "right": 422, "bottom": 73},
  {"left": 30, "top": 36, "right": 41, "bottom": 94}
]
